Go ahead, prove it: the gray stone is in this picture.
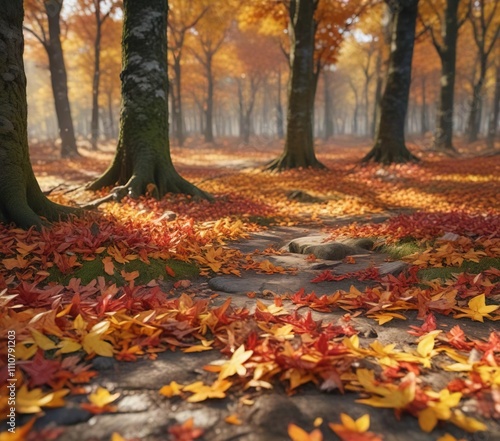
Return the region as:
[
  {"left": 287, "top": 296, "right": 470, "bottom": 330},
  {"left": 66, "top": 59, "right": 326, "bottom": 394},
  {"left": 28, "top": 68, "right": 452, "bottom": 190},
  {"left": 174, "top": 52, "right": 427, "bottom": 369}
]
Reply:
[{"left": 379, "top": 261, "right": 407, "bottom": 276}]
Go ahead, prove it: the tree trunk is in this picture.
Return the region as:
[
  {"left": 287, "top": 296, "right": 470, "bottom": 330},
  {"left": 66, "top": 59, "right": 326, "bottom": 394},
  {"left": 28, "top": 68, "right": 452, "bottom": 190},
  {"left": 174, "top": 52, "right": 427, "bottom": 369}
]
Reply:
[
  {"left": 466, "top": 58, "right": 487, "bottom": 143},
  {"left": 371, "top": 50, "right": 383, "bottom": 139},
  {"left": 266, "top": 0, "right": 324, "bottom": 171},
  {"left": 323, "top": 69, "right": 334, "bottom": 139},
  {"left": 107, "top": 89, "right": 115, "bottom": 139},
  {"left": 87, "top": 0, "right": 207, "bottom": 200},
  {"left": 276, "top": 68, "right": 284, "bottom": 139},
  {"left": 363, "top": 0, "right": 419, "bottom": 164},
  {"left": 0, "top": 0, "right": 76, "bottom": 228},
  {"left": 433, "top": 0, "right": 459, "bottom": 151},
  {"left": 91, "top": 8, "right": 102, "bottom": 150},
  {"left": 204, "top": 55, "right": 215, "bottom": 143},
  {"left": 45, "top": 0, "right": 78, "bottom": 158},
  {"left": 421, "top": 76, "right": 427, "bottom": 135},
  {"left": 487, "top": 58, "right": 500, "bottom": 149},
  {"left": 172, "top": 57, "right": 185, "bottom": 146}
]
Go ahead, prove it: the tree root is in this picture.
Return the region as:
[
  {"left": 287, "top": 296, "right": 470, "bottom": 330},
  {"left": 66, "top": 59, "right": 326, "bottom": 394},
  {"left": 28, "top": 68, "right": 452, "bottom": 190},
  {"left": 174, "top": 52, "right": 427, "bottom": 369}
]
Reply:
[{"left": 264, "top": 154, "right": 327, "bottom": 172}]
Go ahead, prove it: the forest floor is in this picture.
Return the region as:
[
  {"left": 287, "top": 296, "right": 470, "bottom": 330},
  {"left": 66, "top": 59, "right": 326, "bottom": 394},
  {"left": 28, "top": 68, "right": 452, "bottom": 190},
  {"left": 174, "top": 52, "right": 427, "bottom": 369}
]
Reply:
[{"left": 1, "top": 137, "right": 499, "bottom": 441}]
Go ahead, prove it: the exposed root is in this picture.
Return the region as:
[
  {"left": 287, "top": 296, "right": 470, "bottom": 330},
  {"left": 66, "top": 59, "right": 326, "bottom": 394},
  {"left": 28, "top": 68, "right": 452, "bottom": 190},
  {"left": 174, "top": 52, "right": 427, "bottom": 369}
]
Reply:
[{"left": 264, "top": 154, "right": 327, "bottom": 172}]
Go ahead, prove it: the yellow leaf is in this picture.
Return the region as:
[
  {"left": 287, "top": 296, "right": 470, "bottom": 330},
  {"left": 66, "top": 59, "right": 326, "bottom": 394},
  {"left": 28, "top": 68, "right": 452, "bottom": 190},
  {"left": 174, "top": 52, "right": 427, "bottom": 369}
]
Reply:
[
  {"left": 16, "top": 385, "right": 67, "bottom": 413},
  {"left": 219, "top": 344, "right": 253, "bottom": 380},
  {"left": 83, "top": 333, "right": 114, "bottom": 357},
  {"left": 88, "top": 387, "right": 120, "bottom": 408},
  {"left": 417, "top": 333, "right": 436, "bottom": 358},
  {"left": 111, "top": 434, "right": 127, "bottom": 441},
  {"left": 225, "top": 414, "right": 243, "bottom": 425},
  {"left": 30, "top": 329, "right": 57, "bottom": 350},
  {"left": 0, "top": 417, "right": 36, "bottom": 441},
  {"left": 454, "top": 294, "right": 499, "bottom": 322},
  {"left": 73, "top": 314, "right": 88, "bottom": 332},
  {"left": 57, "top": 338, "right": 82, "bottom": 354},
  {"left": 450, "top": 410, "right": 487, "bottom": 432},
  {"left": 159, "top": 381, "right": 183, "bottom": 398},
  {"left": 183, "top": 380, "right": 232, "bottom": 402},
  {"left": 288, "top": 423, "right": 323, "bottom": 441}
]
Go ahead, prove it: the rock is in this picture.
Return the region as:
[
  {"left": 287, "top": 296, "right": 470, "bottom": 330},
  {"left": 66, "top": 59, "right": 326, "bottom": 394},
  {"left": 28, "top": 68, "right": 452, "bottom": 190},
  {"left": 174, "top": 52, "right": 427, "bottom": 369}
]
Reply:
[
  {"left": 379, "top": 261, "right": 407, "bottom": 276},
  {"left": 92, "top": 356, "right": 116, "bottom": 370},
  {"left": 288, "top": 237, "right": 363, "bottom": 261},
  {"left": 339, "top": 238, "right": 375, "bottom": 250}
]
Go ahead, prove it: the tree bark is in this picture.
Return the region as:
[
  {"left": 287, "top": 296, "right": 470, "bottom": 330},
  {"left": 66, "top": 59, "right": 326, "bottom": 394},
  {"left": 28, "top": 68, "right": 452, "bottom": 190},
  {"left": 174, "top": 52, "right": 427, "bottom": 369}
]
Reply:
[
  {"left": 91, "top": 3, "right": 103, "bottom": 150},
  {"left": 0, "top": 0, "right": 76, "bottom": 228},
  {"left": 487, "top": 57, "right": 500, "bottom": 149},
  {"left": 466, "top": 58, "right": 487, "bottom": 143},
  {"left": 204, "top": 55, "right": 215, "bottom": 143},
  {"left": 323, "top": 69, "right": 334, "bottom": 139},
  {"left": 420, "top": 75, "right": 427, "bottom": 135},
  {"left": 276, "top": 68, "right": 284, "bottom": 139},
  {"left": 432, "top": 0, "right": 459, "bottom": 151},
  {"left": 45, "top": 0, "right": 79, "bottom": 158},
  {"left": 266, "top": 0, "right": 324, "bottom": 171},
  {"left": 362, "top": 0, "right": 419, "bottom": 164},
  {"left": 87, "top": 0, "right": 208, "bottom": 200},
  {"left": 172, "top": 57, "right": 185, "bottom": 146}
]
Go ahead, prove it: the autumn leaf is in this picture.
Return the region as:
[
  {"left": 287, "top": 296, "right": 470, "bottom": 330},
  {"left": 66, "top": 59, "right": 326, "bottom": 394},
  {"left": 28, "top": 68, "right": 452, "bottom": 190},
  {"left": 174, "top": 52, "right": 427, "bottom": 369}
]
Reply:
[
  {"left": 454, "top": 294, "right": 499, "bottom": 322},
  {"left": 88, "top": 387, "right": 121, "bottom": 407},
  {"left": 168, "top": 418, "right": 204, "bottom": 441},
  {"left": 329, "top": 413, "right": 383, "bottom": 441},
  {"left": 219, "top": 344, "right": 253, "bottom": 380},
  {"left": 159, "top": 381, "right": 184, "bottom": 398},
  {"left": 225, "top": 414, "right": 243, "bottom": 425},
  {"left": 16, "top": 385, "right": 69, "bottom": 413},
  {"left": 288, "top": 423, "right": 323, "bottom": 441},
  {"left": 0, "top": 417, "right": 36, "bottom": 441},
  {"left": 183, "top": 380, "right": 232, "bottom": 402}
]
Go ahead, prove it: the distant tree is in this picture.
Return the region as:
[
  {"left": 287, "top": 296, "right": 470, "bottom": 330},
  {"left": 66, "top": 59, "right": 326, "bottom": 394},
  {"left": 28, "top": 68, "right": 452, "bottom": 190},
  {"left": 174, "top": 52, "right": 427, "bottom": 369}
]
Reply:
[
  {"left": 24, "top": 0, "right": 79, "bottom": 158},
  {"left": 73, "top": 0, "right": 119, "bottom": 150},
  {"left": 0, "top": 0, "right": 75, "bottom": 228},
  {"left": 267, "top": 0, "right": 325, "bottom": 170},
  {"left": 419, "top": 0, "right": 470, "bottom": 151},
  {"left": 486, "top": 44, "right": 500, "bottom": 149},
  {"left": 88, "top": 0, "right": 207, "bottom": 200},
  {"left": 363, "top": 0, "right": 420, "bottom": 164},
  {"left": 168, "top": 0, "right": 208, "bottom": 146},
  {"left": 466, "top": 0, "right": 500, "bottom": 143}
]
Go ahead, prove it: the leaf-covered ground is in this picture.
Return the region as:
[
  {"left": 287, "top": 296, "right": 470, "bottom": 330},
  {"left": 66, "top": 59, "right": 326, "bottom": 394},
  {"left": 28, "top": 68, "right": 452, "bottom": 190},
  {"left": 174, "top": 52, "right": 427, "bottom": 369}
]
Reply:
[{"left": 1, "top": 140, "right": 499, "bottom": 441}]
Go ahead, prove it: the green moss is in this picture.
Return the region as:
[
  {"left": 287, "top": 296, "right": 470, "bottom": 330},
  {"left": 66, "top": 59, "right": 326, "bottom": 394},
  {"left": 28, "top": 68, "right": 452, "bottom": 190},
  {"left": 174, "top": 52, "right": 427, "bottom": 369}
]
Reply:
[
  {"left": 376, "top": 240, "right": 424, "bottom": 260},
  {"left": 418, "top": 257, "right": 500, "bottom": 281},
  {"left": 47, "top": 257, "right": 199, "bottom": 286}
]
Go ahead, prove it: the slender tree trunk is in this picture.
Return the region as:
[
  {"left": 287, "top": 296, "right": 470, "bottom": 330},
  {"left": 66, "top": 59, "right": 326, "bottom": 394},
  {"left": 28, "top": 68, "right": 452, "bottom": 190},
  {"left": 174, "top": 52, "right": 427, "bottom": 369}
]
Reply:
[
  {"left": 204, "top": 56, "right": 215, "bottom": 143},
  {"left": 276, "top": 68, "right": 284, "bottom": 139},
  {"left": 88, "top": 0, "right": 207, "bottom": 200},
  {"left": 363, "top": 0, "right": 419, "bottom": 164},
  {"left": 266, "top": 0, "right": 324, "bottom": 171},
  {"left": 45, "top": 1, "right": 78, "bottom": 158},
  {"left": 421, "top": 76, "right": 427, "bottom": 135},
  {"left": 371, "top": 51, "right": 383, "bottom": 139},
  {"left": 90, "top": 6, "right": 103, "bottom": 151},
  {"left": 487, "top": 58, "right": 500, "bottom": 149},
  {"left": 173, "top": 57, "right": 185, "bottom": 146},
  {"left": 467, "top": 59, "right": 487, "bottom": 143},
  {"left": 433, "top": 0, "right": 459, "bottom": 151},
  {"left": 0, "top": 0, "right": 76, "bottom": 228},
  {"left": 323, "top": 69, "right": 334, "bottom": 139}
]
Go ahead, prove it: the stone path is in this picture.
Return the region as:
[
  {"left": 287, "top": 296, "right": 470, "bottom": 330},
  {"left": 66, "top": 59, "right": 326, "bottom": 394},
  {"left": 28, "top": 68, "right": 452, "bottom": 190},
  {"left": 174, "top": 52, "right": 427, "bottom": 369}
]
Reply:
[{"left": 13, "top": 224, "right": 500, "bottom": 441}]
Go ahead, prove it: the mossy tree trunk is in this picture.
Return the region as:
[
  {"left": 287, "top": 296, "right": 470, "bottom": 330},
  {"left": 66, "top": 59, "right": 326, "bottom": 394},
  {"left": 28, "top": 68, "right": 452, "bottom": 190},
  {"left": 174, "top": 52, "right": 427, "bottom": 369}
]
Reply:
[
  {"left": 0, "top": 0, "right": 75, "bottom": 228},
  {"left": 266, "top": 0, "right": 324, "bottom": 171},
  {"left": 362, "top": 0, "right": 419, "bottom": 165},
  {"left": 87, "top": 0, "right": 207, "bottom": 200}
]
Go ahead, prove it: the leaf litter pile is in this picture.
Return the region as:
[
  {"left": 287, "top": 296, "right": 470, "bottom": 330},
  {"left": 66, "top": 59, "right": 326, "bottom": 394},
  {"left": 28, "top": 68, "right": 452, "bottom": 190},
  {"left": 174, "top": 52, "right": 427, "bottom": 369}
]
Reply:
[{"left": 1, "top": 143, "right": 499, "bottom": 441}]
